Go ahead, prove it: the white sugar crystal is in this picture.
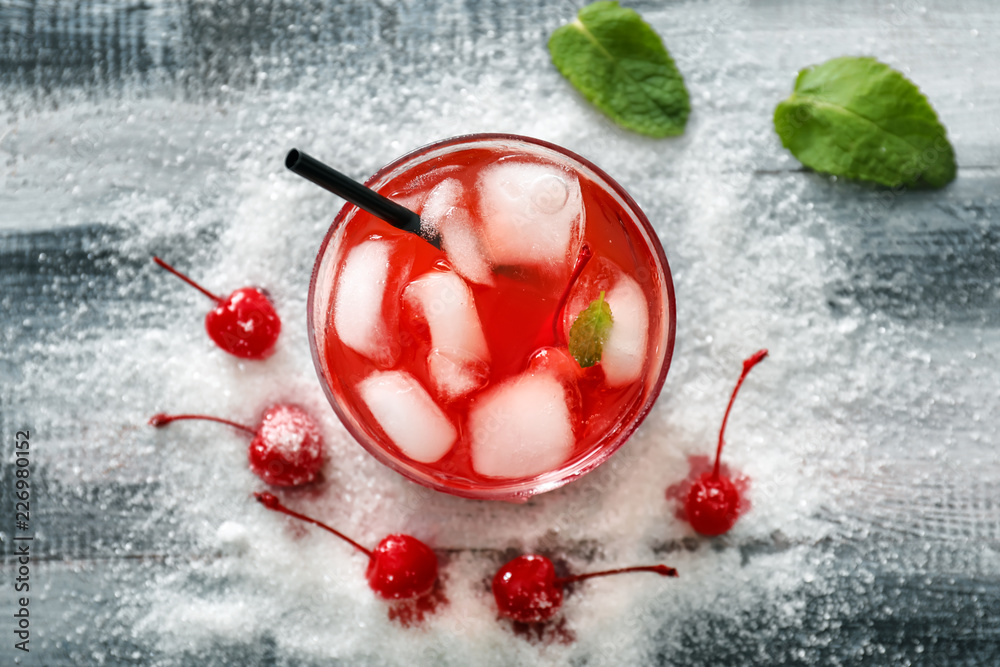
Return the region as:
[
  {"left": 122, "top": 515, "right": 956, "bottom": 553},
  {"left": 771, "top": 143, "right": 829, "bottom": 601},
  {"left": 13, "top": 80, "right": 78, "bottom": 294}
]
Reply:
[
  {"left": 602, "top": 274, "right": 649, "bottom": 387},
  {"left": 332, "top": 238, "right": 402, "bottom": 367},
  {"left": 477, "top": 161, "right": 584, "bottom": 272},
  {"left": 215, "top": 521, "right": 250, "bottom": 555},
  {"left": 469, "top": 371, "right": 574, "bottom": 478},
  {"left": 404, "top": 269, "right": 490, "bottom": 400},
  {"left": 422, "top": 178, "right": 494, "bottom": 285},
  {"left": 357, "top": 370, "right": 456, "bottom": 463}
]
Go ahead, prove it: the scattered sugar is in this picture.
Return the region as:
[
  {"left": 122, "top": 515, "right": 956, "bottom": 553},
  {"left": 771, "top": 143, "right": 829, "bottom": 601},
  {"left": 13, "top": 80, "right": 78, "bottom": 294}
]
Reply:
[{"left": 215, "top": 521, "right": 251, "bottom": 555}]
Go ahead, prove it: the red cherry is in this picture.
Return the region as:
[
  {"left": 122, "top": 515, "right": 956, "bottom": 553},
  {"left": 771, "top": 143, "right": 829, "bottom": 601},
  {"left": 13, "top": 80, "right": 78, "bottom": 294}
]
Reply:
[
  {"left": 366, "top": 534, "right": 439, "bottom": 600},
  {"left": 254, "top": 492, "right": 438, "bottom": 601},
  {"left": 492, "top": 554, "right": 677, "bottom": 624},
  {"left": 150, "top": 404, "right": 324, "bottom": 487},
  {"left": 247, "top": 405, "right": 325, "bottom": 486},
  {"left": 493, "top": 555, "right": 563, "bottom": 623},
  {"left": 685, "top": 473, "right": 741, "bottom": 536},
  {"left": 682, "top": 348, "right": 768, "bottom": 536},
  {"left": 153, "top": 256, "right": 281, "bottom": 359}
]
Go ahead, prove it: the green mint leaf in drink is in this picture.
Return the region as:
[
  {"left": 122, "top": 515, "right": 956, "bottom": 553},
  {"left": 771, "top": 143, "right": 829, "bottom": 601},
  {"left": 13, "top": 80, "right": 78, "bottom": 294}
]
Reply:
[
  {"left": 774, "top": 56, "right": 956, "bottom": 188},
  {"left": 548, "top": 1, "right": 690, "bottom": 138},
  {"left": 569, "top": 291, "right": 614, "bottom": 368}
]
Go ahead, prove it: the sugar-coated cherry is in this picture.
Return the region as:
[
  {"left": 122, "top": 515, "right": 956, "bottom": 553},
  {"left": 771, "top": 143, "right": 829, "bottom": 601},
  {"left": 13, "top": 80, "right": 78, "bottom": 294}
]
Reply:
[
  {"left": 683, "top": 349, "right": 768, "bottom": 536},
  {"left": 153, "top": 256, "right": 281, "bottom": 359},
  {"left": 492, "top": 554, "right": 677, "bottom": 624},
  {"left": 150, "top": 404, "right": 324, "bottom": 487},
  {"left": 254, "top": 492, "right": 438, "bottom": 600},
  {"left": 247, "top": 405, "right": 325, "bottom": 486}
]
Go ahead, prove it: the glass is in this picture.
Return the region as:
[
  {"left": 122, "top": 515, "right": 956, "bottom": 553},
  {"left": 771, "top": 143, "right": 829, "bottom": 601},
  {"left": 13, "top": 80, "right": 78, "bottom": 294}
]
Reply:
[{"left": 308, "top": 134, "right": 676, "bottom": 501}]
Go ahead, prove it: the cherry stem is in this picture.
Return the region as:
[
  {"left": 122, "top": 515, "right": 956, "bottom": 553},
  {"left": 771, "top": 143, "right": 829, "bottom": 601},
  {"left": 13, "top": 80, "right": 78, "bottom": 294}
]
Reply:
[
  {"left": 555, "top": 564, "right": 678, "bottom": 586},
  {"left": 153, "top": 256, "right": 223, "bottom": 303},
  {"left": 148, "top": 413, "right": 255, "bottom": 435},
  {"left": 552, "top": 243, "right": 593, "bottom": 342},
  {"left": 713, "top": 349, "right": 769, "bottom": 479},
  {"left": 253, "top": 492, "right": 373, "bottom": 558}
]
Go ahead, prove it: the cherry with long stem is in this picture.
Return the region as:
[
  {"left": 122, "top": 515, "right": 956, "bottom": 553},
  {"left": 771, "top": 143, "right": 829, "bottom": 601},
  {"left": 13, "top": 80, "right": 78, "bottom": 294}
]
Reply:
[
  {"left": 254, "top": 491, "right": 371, "bottom": 556},
  {"left": 153, "top": 257, "right": 223, "bottom": 302},
  {"left": 555, "top": 563, "right": 677, "bottom": 585},
  {"left": 712, "top": 349, "right": 768, "bottom": 480},
  {"left": 150, "top": 405, "right": 324, "bottom": 488},
  {"left": 153, "top": 256, "right": 281, "bottom": 360},
  {"left": 492, "top": 554, "right": 677, "bottom": 624},
  {"left": 149, "top": 413, "right": 253, "bottom": 434},
  {"left": 254, "top": 491, "right": 438, "bottom": 601},
  {"left": 683, "top": 349, "right": 768, "bottom": 536}
]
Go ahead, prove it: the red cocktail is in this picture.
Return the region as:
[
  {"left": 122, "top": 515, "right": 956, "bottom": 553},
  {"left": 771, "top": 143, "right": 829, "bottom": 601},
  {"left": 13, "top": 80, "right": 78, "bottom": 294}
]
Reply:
[{"left": 308, "top": 134, "right": 675, "bottom": 501}]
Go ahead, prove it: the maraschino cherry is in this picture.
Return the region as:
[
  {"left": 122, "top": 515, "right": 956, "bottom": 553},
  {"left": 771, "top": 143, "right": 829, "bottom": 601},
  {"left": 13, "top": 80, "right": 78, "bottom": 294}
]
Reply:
[
  {"left": 683, "top": 349, "right": 768, "bottom": 536},
  {"left": 492, "top": 554, "right": 677, "bottom": 623},
  {"left": 254, "top": 491, "right": 438, "bottom": 600},
  {"left": 153, "top": 256, "right": 281, "bottom": 359},
  {"left": 150, "top": 404, "right": 324, "bottom": 487}
]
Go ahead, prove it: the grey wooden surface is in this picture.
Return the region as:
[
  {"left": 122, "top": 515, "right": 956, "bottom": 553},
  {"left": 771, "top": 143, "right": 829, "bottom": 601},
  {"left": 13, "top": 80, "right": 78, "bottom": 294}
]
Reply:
[{"left": 2, "top": 0, "right": 1000, "bottom": 665}]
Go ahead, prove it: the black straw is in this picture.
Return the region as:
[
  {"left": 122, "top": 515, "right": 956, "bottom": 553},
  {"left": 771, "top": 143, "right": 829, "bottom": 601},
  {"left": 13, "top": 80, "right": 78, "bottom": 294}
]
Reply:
[{"left": 285, "top": 149, "right": 438, "bottom": 248}]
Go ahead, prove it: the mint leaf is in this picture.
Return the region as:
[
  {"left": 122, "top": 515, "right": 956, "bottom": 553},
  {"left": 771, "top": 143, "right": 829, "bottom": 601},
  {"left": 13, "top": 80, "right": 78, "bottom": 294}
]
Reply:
[
  {"left": 548, "top": 1, "right": 690, "bottom": 138},
  {"left": 774, "top": 56, "right": 956, "bottom": 188},
  {"left": 569, "top": 291, "right": 614, "bottom": 368}
]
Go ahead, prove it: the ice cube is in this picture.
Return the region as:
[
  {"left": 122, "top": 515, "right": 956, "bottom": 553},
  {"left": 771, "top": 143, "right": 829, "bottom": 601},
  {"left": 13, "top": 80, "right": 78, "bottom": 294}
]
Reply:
[
  {"left": 357, "top": 370, "right": 457, "bottom": 464},
  {"left": 386, "top": 165, "right": 464, "bottom": 218},
  {"left": 422, "top": 178, "right": 493, "bottom": 286},
  {"left": 601, "top": 275, "right": 649, "bottom": 387},
  {"left": 419, "top": 177, "right": 460, "bottom": 237},
  {"left": 562, "top": 257, "right": 649, "bottom": 387},
  {"left": 477, "top": 161, "right": 584, "bottom": 272},
  {"left": 427, "top": 348, "right": 490, "bottom": 401},
  {"left": 332, "top": 238, "right": 410, "bottom": 367},
  {"left": 527, "top": 346, "right": 583, "bottom": 416},
  {"left": 404, "top": 269, "right": 490, "bottom": 400},
  {"left": 468, "top": 371, "right": 574, "bottom": 479}
]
